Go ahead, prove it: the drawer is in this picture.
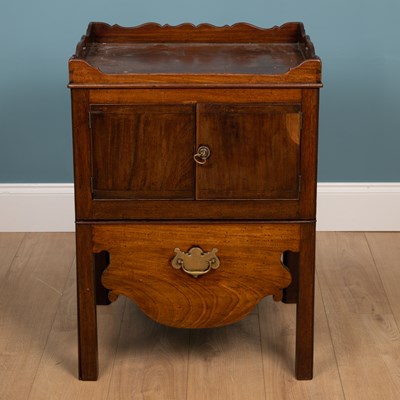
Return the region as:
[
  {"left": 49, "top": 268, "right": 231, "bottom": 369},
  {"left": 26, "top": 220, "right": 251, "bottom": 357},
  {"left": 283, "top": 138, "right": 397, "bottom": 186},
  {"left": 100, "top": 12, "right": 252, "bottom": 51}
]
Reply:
[{"left": 92, "top": 223, "right": 301, "bottom": 328}]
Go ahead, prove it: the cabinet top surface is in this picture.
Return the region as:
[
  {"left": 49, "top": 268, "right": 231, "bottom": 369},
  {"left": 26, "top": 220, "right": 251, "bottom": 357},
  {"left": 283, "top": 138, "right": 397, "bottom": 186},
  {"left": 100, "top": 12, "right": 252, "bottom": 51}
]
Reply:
[
  {"left": 84, "top": 42, "right": 305, "bottom": 75},
  {"left": 69, "top": 22, "right": 322, "bottom": 87}
]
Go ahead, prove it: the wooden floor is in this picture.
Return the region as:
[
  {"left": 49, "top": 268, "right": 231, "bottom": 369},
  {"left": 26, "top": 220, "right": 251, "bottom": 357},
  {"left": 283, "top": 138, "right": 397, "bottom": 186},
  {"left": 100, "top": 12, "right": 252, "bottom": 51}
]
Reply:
[{"left": 1, "top": 232, "right": 400, "bottom": 399}]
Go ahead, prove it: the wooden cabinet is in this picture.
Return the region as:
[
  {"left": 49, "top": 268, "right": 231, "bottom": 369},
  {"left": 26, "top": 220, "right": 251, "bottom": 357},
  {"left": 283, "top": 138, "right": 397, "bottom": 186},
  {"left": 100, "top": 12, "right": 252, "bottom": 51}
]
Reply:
[{"left": 69, "top": 22, "right": 322, "bottom": 381}]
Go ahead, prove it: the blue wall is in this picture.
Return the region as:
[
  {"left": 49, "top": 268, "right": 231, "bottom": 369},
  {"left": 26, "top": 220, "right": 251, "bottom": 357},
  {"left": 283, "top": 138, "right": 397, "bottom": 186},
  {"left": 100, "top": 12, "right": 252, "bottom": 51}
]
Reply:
[{"left": 1, "top": 0, "right": 399, "bottom": 183}]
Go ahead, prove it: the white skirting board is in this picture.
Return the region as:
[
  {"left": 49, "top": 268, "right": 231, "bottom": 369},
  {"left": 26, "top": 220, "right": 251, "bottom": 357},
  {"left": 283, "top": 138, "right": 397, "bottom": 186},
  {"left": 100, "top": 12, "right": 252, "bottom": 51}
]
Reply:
[
  {"left": 316, "top": 183, "right": 400, "bottom": 231},
  {"left": 0, "top": 183, "right": 399, "bottom": 232},
  {"left": 0, "top": 184, "right": 75, "bottom": 233}
]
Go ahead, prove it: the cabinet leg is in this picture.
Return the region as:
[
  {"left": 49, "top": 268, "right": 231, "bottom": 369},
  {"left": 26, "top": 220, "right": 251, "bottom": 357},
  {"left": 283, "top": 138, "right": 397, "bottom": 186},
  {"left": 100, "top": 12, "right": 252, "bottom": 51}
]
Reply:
[
  {"left": 76, "top": 224, "right": 99, "bottom": 380},
  {"left": 295, "top": 223, "right": 315, "bottom": 380}
]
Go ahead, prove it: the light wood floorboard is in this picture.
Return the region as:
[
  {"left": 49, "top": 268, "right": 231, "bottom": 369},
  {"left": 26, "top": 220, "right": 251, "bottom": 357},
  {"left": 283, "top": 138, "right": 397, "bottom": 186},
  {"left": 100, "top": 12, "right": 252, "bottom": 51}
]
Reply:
[
  {"left": 187, "top": 314, "right": 265, "bottom": 400},
  {"left": 0, "top": 233, "right": 75, "bottom": 399},
  {"left": 259, "top": 278, "right": 345, "bottom": 399},
  {"left": 107, "top": 301, "right": 190, "bottom": 400},
  {"left": 0, "top": 233, "right": 25, "bottom": 284},
  {"left": 0, "top": 232, "right": 400, "bottom": 399},
  {"left": 28, "top": 259, "right": 126, "bottom": 400},
  {"left": 365, "top": 233, "right": 400, "bottom": 329},
  {"left": 317, "top": 232, "right": 400, "bottom": 400}
]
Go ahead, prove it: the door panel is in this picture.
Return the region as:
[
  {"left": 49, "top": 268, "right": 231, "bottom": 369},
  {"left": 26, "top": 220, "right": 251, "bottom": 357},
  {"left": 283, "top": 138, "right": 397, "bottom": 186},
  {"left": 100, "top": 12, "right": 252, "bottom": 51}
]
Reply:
[
  {"left": 196, "top": 104, "right": 301, "bottom": 200},
  {"left": 90, "top": 104, "right": 195, "bottom": 199}
]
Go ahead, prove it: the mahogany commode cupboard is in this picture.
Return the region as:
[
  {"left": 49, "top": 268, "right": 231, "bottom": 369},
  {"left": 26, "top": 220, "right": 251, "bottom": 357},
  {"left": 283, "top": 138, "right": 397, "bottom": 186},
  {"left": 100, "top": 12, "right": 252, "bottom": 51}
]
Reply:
[{"left": 68, "top": 22, "right": 322, "bottom": 381}]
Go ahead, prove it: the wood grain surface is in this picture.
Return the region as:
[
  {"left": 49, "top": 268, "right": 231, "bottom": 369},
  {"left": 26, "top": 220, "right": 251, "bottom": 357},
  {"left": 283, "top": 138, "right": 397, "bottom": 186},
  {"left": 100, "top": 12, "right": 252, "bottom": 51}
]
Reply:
[
  {"left": 196, "top": 104, "right": 301, "bottom": 200},
  {"left": 91, "top": 104, "right": 195, "bottom": 200},
  {"left": 69, "top": 22, "right": 322, "bottom": 87},
  {"left": 94, "top": 223, "right": 299, "bottom": 328},
  {"left": 2, "top": 232, "right": 400, "bottom": 398},
  {"left": 0, "top": 233, "right": 75, "bottom": 399},
  {"left": 317, "top": 232, "right": 400, "bottom": 399},
  {"left": 187, "top": 314, "right": 265, "bottom": 400},
  {"left": 69, "top": 22, "right": 321, "bottom": 382}
]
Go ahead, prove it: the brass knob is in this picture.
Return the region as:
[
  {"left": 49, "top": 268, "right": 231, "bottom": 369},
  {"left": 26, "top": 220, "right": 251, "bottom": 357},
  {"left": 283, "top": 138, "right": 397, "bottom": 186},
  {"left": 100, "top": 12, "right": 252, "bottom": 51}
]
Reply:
[{"left": 194, "top": 145, "right": 211, "bottom": 165}]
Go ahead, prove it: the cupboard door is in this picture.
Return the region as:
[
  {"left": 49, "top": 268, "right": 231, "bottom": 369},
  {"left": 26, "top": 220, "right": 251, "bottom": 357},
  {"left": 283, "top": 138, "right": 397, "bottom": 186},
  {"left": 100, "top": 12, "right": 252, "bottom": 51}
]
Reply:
[
  {"left": 90, "top": 104, "right": 195, "bottom": 200},
  {"left": 196, "top": 104, "right": 301, "bottom": 200}
]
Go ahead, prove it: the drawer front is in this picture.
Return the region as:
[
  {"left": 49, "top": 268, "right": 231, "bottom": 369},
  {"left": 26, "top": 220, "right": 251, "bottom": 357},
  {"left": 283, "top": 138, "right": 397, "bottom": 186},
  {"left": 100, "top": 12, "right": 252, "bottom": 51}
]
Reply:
[{"left": 92, "top": 223, "right": 300, "bottom": 328}]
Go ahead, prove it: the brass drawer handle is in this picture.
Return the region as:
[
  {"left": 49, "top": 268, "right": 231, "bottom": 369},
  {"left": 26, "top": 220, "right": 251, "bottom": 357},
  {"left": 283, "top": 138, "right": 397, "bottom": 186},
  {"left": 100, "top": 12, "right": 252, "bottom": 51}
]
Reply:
[
  {"left": 194, "top": 145, "right": 211, "bottom": 165},
  {"left": 171, "top": 246, "right": 220, "bottom": 278}
]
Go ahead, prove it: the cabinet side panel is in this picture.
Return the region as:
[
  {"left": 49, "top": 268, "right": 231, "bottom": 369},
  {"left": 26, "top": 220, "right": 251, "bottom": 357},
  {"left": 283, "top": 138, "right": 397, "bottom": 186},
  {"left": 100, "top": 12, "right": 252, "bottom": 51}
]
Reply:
[
  {"left": 299, "top": 90, "right": 319, "bottom": 218},
  {"left": 71, "top": 89, "right": 92, "bottom": 219}
]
